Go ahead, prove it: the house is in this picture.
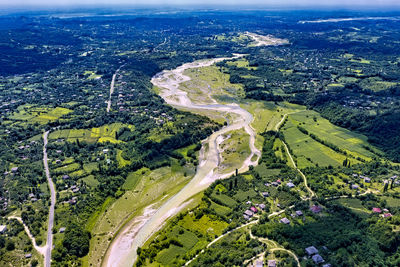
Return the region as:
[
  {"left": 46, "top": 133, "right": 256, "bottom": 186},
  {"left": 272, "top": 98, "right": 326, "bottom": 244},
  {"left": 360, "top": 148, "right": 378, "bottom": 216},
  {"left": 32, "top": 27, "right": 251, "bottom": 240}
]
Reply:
[
  {"left": 280, "top": 217, "right": 290, "bottom": 224},
  {"left": 305, "top": 246, "right": 319, "bottom": 256},
  {"left": 322, "top": 264, "right": 332, "bottom": 267},
  {"left": 268, "top": 260, "right": 276, "bottom": 267},
  {"left": 286, "top": 182, "right": 295, "bottom": 188},
  {"left": 372, "top": 207, "right": 381, "bottom": 213},
  {"left": 250, "top": 206, "right": 258, "bottom": 213},
  {"left": 259, "top": 204, "right": 266, "bottom": 210},
  {"left": 59, "top": 227, "right": 66, "bottom": 233},
  {"left": 244, "top": 210, "right": 254, "bottom": 217},
  {"left": 0, "top": 225, "right": 7, "bottom": 234},
  {"left": 296, "top": 210, "right": 303, "bottom": 216},
  {"left": 244, "top": 215, "right": 250, "bottom": 220},
  {"left": 351, "top": 184, "right": 359, "bottom": 190},
  {"left": 25, "top": 254, "right": 32, "bottom": 258},
  {"left": 276, "top": 179, "right": 282, "bottom": 184},
  {"left": 103, "top": 149, "right": 109, "bottom": 154},
  {"left": 56, "top": 159, "right": 61, "bottom": 164},
  {"left": 312, "top": 254, "right": 325, "bottom": 264},
  {"left": 383, "top": 213, "right": 392, "bottom": 218},
  {"left": 11, "top": 167, "right": 18, "bottom": 173},
  {"left": 310, "top": 205, "right": 322, "bottom": 213},
  {"left": 62, "top": 175, "right": 70, "bottom": 180},
  {"left": 262, "top": 192, "right": 269, "bottom": 197},
  {"left": 364, "top": 177, "right": 371, "bottom": 183},
  {"left": 255, "top": 260, "right": 263, "bottom": 267},
  {"left": 271, "top": 182, "right": 279, "bottom": 187},
  {"left": 69, "top": 197, "right": 77, "bottom": 205}
]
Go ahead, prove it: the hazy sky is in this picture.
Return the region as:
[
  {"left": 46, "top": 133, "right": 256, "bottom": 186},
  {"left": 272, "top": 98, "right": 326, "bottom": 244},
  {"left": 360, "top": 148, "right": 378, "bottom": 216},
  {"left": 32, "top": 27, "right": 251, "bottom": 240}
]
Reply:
[{"left": 0, "top": 0, "right": 399, "bottom": 7}]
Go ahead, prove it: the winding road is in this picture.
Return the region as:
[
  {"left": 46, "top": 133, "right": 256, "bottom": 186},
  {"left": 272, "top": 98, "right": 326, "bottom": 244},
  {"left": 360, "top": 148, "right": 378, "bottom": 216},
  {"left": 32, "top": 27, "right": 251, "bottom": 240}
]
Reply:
[
  {"left": 43, "top": 130, "right": 56, "bottom": 267},
  {"left": 103, "top": 56, "right": 261, "bottom": 267},
  {"left": 275, "top": 112, "right": 315, "bottom": 199}
]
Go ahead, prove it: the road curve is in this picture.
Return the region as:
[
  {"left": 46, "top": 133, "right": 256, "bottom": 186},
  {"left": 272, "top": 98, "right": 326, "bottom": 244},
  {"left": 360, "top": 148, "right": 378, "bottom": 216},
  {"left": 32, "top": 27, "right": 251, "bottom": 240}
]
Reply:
[
  {"left": 103, "top": 56, "right": 261, "bottom": 267},
  {"left": 43, "top": 131, "right": 56, "bottom": 267},
  {"left": 8, "top": 216, "right": 47, "bottom": 257}
]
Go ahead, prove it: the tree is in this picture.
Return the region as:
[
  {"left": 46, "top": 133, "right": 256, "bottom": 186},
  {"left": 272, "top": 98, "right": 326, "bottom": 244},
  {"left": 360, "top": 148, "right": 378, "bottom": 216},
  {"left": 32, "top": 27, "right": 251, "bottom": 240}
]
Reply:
[
  {"left": 62, "top": 222, "right": 91, "bottom": 257},
  {"left": 6, "top": 240, "right": 15, "bottom": 251}
]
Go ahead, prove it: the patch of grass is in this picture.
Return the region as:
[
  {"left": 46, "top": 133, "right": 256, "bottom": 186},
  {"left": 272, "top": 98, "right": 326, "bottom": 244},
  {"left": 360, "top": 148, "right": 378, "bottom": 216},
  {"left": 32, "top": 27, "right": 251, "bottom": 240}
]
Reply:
[
  {"left": 233, "top": 189, "right": 258, "bottom": 202},
  {"left": 156, "top": 245, "right": 186, "bottom": 265},
  {"left": 181, "top": 214, "right": 228, "bottom": 236},
  {"left": 211, "top": 192, "right": 237, "bottom": 208},
  {"left": 210, "top": 201, "right": 232, "bottom": 217},
  {"left": 382, "top": 196, "right": 400, "bottom": 208},
  {"left": 81, "top": 175, "right": 100, "bottom": 187},
  {"left": 83, "top": 162, "right": 99, "bottom": 173},
  {"left": 121, "top": 169, "right": 144, "bottom": 190},
  {"left": 116, "top": 149, "right": 131, "bottom": 167},
  {"left": 219, "top": 128, "right": 251, "bottom": 174},
  {"left": 183, "top": 65, "right": 245, "bottom": 104},
  {"left": 226, "top": 59, "right": 258, "bottom": 70}
]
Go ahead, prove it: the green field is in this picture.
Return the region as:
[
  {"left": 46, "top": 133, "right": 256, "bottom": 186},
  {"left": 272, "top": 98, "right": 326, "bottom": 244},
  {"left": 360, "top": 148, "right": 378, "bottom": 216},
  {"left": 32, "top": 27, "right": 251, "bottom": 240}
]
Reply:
[
  {"left": 49, "top": 123, "right": 133, "bottom": 143},
  {"left": 290, "top": 110, "right": 379, "bottom": 160},
  {"left": 226, "top": 58, "right": 258, "bottom": 70},
  {"left": 9, "top": 104, "right": 72, "bottom": 124},
  {"left": 282, "top": 110, "right": 380, "bottom": 168},
  {"left": 219, "top": 128, "right": 251, "bottom": 174}
]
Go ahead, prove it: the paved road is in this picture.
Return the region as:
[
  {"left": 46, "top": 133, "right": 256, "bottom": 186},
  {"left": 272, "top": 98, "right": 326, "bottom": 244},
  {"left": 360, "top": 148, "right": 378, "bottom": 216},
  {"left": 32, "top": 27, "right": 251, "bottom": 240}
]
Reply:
[
  {"left": 43, "top": 131, "right": 56, "bottom": 267},
  {"left": 107, "top": 64, "right": 125, "bottom": 113}
]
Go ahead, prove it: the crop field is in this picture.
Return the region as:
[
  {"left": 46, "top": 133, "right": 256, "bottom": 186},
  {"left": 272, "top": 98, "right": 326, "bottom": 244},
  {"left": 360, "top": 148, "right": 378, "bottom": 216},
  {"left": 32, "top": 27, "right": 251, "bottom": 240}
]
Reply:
[
  {"left": 48, "top": 123, "right": 133, "bottom": 143},
  {"left": 359, "top": 77, "right": 398, "bottom": 91},
  {"left": 289, "top": 110, "right": 380, "bottom": 161},
  {"left": 282, "top": 119, "right": 358, "bottom": 168},
  {"left": 240, "top": 101, "right": 305, "bottom": 133},
  {"left": 9, "top": 104, "right": 72, "bottom": 124}
]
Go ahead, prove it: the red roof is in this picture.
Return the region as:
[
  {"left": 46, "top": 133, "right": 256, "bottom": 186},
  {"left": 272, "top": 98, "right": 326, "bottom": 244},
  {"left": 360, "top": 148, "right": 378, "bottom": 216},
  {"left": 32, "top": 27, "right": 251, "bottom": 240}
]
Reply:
[
  {"left": 310, "top": 205, "right": 322, "bottom": 213},
  {"left": 250, "top": 206, "right": 258, "bottom": 213},
  {"left": 384, "top": 213, "right": 392, "bottom": 218},
  {"left": 372, "top": 207, "right": 382, "bottom": 213}
]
